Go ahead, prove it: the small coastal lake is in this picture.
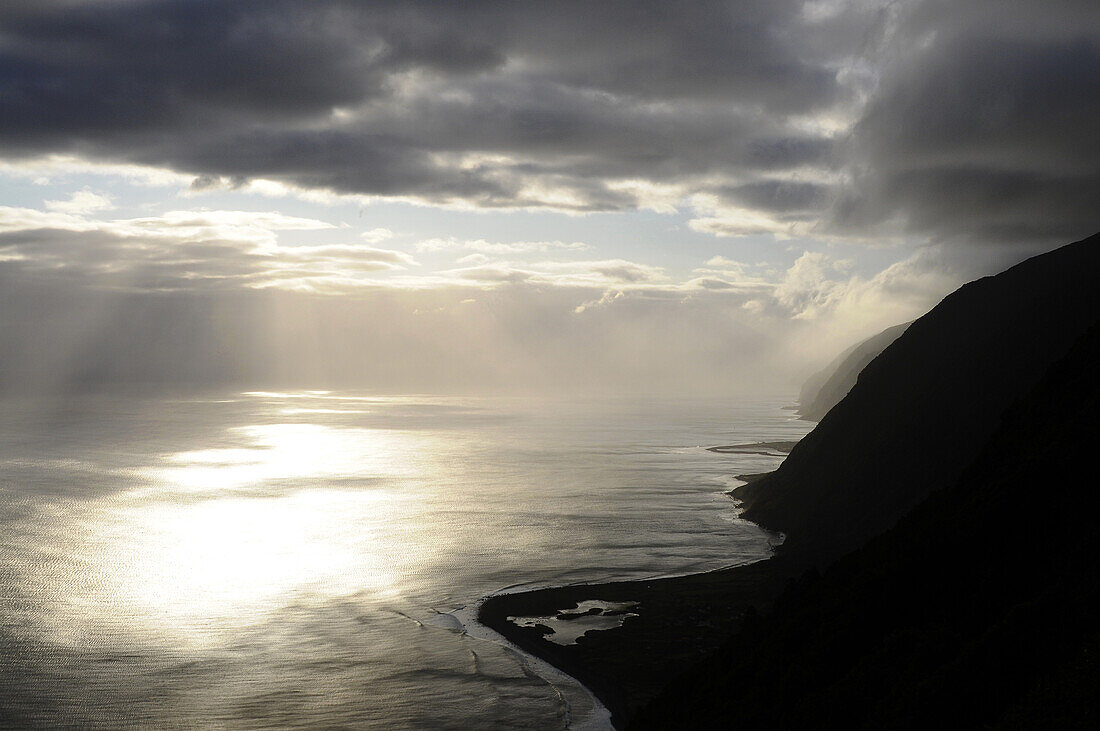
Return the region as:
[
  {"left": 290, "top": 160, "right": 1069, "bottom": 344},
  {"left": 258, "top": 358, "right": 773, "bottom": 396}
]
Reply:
[{"left": 0, "top": 392, "right": 810, "bottom": 729}]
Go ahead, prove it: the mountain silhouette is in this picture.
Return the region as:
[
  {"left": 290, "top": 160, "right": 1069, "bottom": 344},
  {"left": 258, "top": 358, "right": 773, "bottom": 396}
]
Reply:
[
  {"left": 481, "top": 233, "right": 1100, "bottom": 728},
  {"left": 797, "top": 322, "right": 910, "bottom": 422},
  {"left": 633, "top": 305, "right": 1100, "bottom": 730},
  {"left": 737, "top": 232, "right": 1100, "bottom": 561}
]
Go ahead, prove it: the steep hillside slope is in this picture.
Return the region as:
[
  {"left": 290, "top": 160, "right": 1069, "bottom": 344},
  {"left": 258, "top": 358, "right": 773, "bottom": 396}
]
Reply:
[
  {"left": 633, "top": 320, "right": 1100, "bottom": 729},
  {"left": 797, "top": 322, "right": 910, "bottom": 421},
  {"left": 737, "top": 232, "right": 1100, "bottom": 559},
  {"left": 481, "top": 234, "right": 1100, "bottom": 728}
]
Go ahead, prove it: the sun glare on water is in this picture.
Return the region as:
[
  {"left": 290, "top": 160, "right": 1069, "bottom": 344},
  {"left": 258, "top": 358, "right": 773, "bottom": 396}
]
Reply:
[
  {"left": 108, "top": 489, "right": 405, "bottom": 627},
  {"left": 144, "top": 422, "right": 412, "bottom": 492},
  {"left": 34, "top": 417, "right": 436, "bottom": 648}
]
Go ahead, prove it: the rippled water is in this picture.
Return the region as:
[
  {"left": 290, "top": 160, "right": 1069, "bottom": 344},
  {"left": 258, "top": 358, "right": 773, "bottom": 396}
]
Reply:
[{"left": 0, "top": 392, "right": 810, "bottom": 728}]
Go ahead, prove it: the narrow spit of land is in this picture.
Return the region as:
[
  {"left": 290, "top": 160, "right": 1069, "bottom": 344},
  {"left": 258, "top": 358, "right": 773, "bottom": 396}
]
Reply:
[
  {"left": 482, "top": 233, "right": 1100, "bottom": 729},
  {"left": 478, "top": 546, "right": 808, "bottom": 728},
  {"left": 478, "top": 457, "right": 810, "bottom": 728},
  {"left": 705, "top": 441, "right": 799, "bottom": 455}
]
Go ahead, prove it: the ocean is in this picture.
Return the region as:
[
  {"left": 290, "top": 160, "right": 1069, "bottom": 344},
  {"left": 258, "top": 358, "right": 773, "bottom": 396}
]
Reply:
[{"left": 0, "top": 391, "right": 810, "bottom": 729}]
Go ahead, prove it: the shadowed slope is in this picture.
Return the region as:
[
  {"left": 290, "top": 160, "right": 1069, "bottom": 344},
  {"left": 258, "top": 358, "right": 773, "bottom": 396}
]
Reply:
[
  {"left": 482, "top": 233, "right": 1100, "bottom": 728},
  {"left": 738, "top": 232, "right": 1100, "bottom": 560},
  {"left": 633, "top": 320, "right": 1100, "bottom": 730},
  {"left": 797, "top": 321, "right": 910, "bottom": 422}
]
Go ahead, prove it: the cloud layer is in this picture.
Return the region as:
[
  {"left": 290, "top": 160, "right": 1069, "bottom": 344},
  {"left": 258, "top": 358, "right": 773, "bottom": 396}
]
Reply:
[
  {"left": 834, "top": 0, "right": 1100, "bottom": 244},
  {"left": 0, "top": 197, "right": 968, "bottom": 396},
  {"left": 0, "top": 0, "right": 833, "bottom": 212},
  {"left": 5, "top": 1, "right": 1092, "bottom": 243},
  {"left": 0, "top": 204, "right": 415, "bottom": 292},
  {"left": 0, "top": 1, "right": 1096, "bottom": 395}
]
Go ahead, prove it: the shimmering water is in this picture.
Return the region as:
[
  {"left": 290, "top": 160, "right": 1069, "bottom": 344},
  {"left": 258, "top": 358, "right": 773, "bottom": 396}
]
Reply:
[{"left": 0, "top": 392, "right": 810, "bottom": 729}]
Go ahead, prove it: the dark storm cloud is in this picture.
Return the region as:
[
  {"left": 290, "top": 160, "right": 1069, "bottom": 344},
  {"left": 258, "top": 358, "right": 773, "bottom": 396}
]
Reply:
[
  {"left": 0, "top": 0, "right": 1097, "bottom": 243},
  {"left": 504, "top": 0, "right": 838, "bottom": 111},
  {"left": 834, "top": 0, "right": 1100, "bottom": 244},
  {"left": 0, "top": 0, "right": 839, "bottom": 210},
  {"left": 720, "top": 180, "right": 830, "bottom": 214}
]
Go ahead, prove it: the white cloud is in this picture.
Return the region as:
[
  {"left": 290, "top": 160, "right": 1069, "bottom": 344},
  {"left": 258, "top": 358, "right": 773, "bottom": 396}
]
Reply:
[
  {"left": 687, "top": 195, "right": 810, "bottom": 239},
  {"left": 98, "top": 210, "right": 335, "bottom": 249},
  {"left": 742, "top": 299, "right": 766, "bottom": 314},
  {"left": 360, "top": 228, "right": 395, "bottom": 244},
  {"left": 773, "top": 251, "right": 850, "bottom": 319},
  {"left": 688, "top": 215, "right": 800, "bottom": 239},
  {"left": 0, "top": 154, "right": 192, "bottom": 188},
  {"left": 0, "top": 206, "right": 335, "bottom": 244},
  {"left": 443, "top": 258, "right": 669, "bottom": 289},
  {"left": 765, "top": 246, "right": 964, "bottom": 368},
  {"left": 705, "top": 255, "right": 747, "bottom": 268},
  {"left": 267, "top": 243, "right": 415, "bottom": 266},
  {"left": 0, "top": 203, "right": 418, "bottom": 293},
  {"left": 0, "top": 206, "right": 95, "bottom": 233},
  {"left": 574, "top": 289, "right": 625, "bottom": 314},
  {"left": 416, "top": 237, "right": 589, "bottom": 255},
  {"left": 456, "top": 253, "right": 490, "bottom": 265},
  {"left": 44, "top": 189, "right": 115, "bottom": 215},
  {"left": 688, "top": 256, "right": 776, "bottom": 294}
]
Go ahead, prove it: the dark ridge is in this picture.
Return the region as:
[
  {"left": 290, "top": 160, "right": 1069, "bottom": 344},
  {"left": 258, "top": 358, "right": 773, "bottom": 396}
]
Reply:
[
  {"left": 480, "top": 232, "right": 1100, "bottom": 728},
  {"left": 737, "top": 231, "right": 1100, "bottom": 561},
  {"left": 631, "top": 320, "right": 1100, "bottom": 729},
  {"left": 797, "top": 321, "right": 910, "bottom": 422}
]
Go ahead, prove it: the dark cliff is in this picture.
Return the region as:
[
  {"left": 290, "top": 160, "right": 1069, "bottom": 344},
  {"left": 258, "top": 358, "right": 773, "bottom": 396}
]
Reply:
[
  {"left": 797, "top": 321, "right": 910, "bottom": 422},
  {"left": 481, "top": 234, "right": 1100, "bottom": 729},
  {"left": 633, "top": 315, "right": 1100, "bottom": 730},
  {"left": 737, "top": 232, "right": 1100, "bottom": 561}
]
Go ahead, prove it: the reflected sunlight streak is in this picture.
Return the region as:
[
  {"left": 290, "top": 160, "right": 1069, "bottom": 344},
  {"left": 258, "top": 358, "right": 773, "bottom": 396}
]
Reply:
[
  {"left": 145, "top": 423, "right": 415, "bottom": 492},
  {"left": 50, "top": 418, "right": 439, "bottom": 647},
  {"left": 108, "top": 490, "right": 407, "bottom": 632}
]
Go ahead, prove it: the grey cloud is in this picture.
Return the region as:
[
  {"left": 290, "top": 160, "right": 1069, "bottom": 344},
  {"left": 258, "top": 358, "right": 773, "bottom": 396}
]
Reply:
[
  {"left": 0, "top": 0, "right": 506, "bottom": 136},
  {"left": 450, "top": 259, "right": 667, "bottom": 287},
  {"left": 507, "top": 0, "right": 838, "bottom": 111},
  {"left": 834, "top": 1, "right": 1100, "bottom": 244},
  {"left": 744, "top": 137, "right": 834, "bottom": 170},
  {"left": 0, "top": 0, "right": 1095, "bottom": 245},
  {"left": 721, "top": 180, "right": 830, "bottom": 214},
  {"left": 0, "top": 227, "right": 412, "bottom": 293},
  {"left": 857, "top": 36, "right": 1100, "bottom": 175},
  {"left": 0, "top": 0, "right": 843, "bottom": 212},
  {"left": 691, "top": 278, "right": 737, "bottom": 291},
  {"left": 581, "top": 262, "right": 657, "bottom": 283},
  {"left": 149, "top": 78, "right": 829, "bottom": 208},
  {"left": 456, "top": 266, "right": 534, "bottom": 284}
]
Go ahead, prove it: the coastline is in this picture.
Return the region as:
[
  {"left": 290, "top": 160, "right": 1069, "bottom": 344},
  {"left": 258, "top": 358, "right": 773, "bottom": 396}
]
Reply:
[
  {"left": 451, "top": 603, "right": 615, "bottom": 730},
  {"left": 476, "top": 467, "right": 811, "bottom": 728},
  {"left": 482, "top": 237, "right": 1100, "bottom": 729}
]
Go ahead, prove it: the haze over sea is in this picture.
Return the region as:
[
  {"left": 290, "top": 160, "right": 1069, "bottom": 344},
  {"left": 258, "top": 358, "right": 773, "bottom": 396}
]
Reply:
[{"left": 0, "top": 391, "right": 809, "bottom": 729}]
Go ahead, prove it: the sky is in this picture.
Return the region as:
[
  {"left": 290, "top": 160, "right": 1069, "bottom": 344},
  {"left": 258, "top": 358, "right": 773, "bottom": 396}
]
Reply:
[{"left": 0, "top": 0, "right": 1097, "bottom": 395}]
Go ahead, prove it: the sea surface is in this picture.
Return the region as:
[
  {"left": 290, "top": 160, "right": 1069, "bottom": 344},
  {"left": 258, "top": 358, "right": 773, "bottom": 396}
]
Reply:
[{"left": 0, "top": 391, "right": 811, "bottom": 729}]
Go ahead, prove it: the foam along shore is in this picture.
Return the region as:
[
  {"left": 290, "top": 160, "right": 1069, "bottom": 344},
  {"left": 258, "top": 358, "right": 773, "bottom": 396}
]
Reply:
[{"left": 449, "top": 603, "right": 615, "bottom": 731}]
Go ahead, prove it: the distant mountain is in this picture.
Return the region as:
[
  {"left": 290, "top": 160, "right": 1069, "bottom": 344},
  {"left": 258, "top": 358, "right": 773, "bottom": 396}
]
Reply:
[
  {"left": 736, "top": 232, "right": 1100, "bottom": 560},
  {"left": 797, "top": 322, "right": 910, "bottom": 422},
  {"left": 632, "top": 315, "right": 1100, "bottom": 730}
]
